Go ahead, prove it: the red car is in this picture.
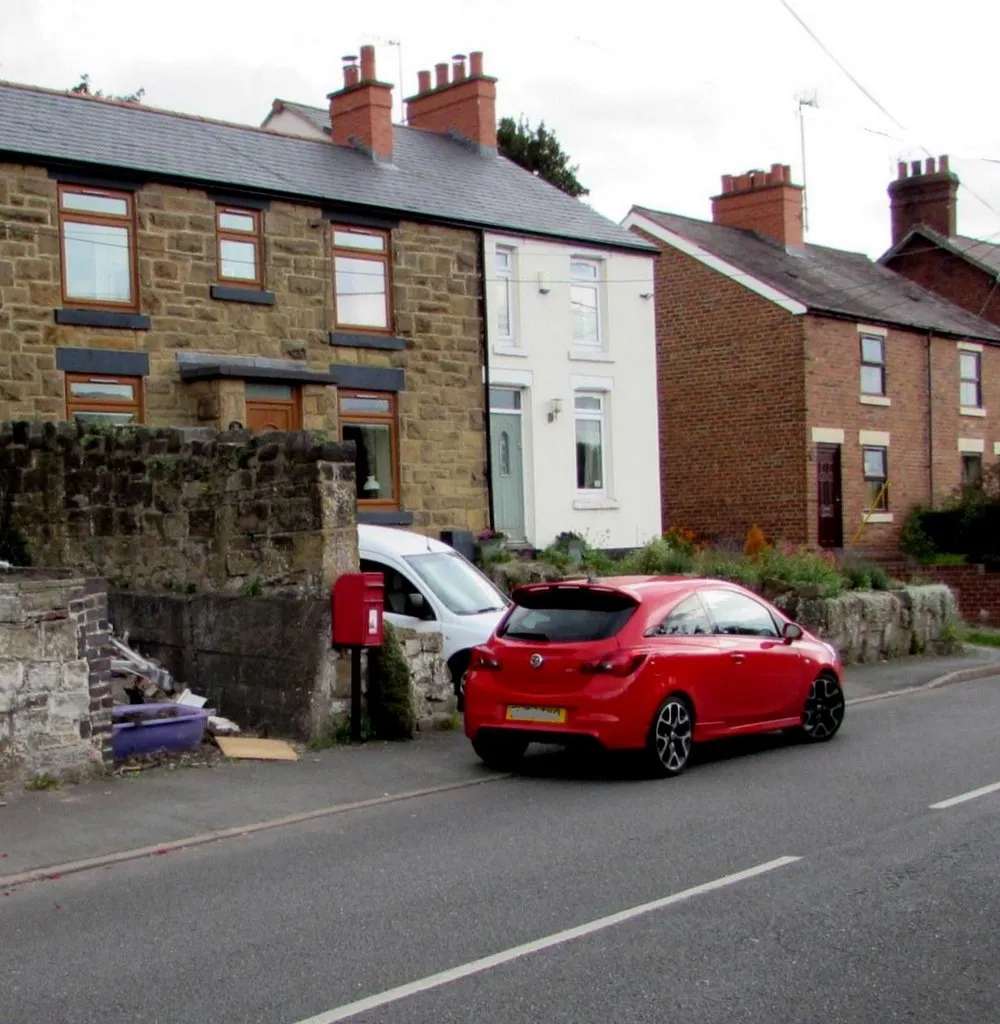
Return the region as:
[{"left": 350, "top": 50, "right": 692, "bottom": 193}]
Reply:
[{"left": 464, "top": 576, "right": 845, "bottom": 777}]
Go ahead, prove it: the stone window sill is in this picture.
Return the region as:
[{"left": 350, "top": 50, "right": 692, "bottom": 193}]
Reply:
[
  {"left": 357, "top": 509, "right": 414, "bottom": 527},
  {"left": 55, "top": 308, "right": 151, "bottom": 330},
  {"left": 572, "top": 498, "right": 620, "bottom": 511},
  {"left": 331, "top": 331, "right": 406, "bottom": 351},
  {"left": 860, "top": 394, "right": 891, "bottom": 406},
  {"left": 568, "top": 350, "right": 614, "bottom": 363},
  {"left": 960, "top": 406, "right": 986, "bottom": 418},
  {"left": 210, "top": 285, "right": 275, "bottom": 306},
  {"left": 862, "top": 512, "right": 893, "bottom": 524},
  {"left": 492, "top": 345, "right": 527, "bottom": 358}
]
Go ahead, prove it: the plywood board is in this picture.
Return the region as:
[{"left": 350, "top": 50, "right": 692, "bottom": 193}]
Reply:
[{"left": 216, "top": 737, "right": 299, "bottom": 761}]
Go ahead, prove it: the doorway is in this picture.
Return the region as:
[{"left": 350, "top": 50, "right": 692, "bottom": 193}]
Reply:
[
  {"left": 816, "top": 443, "right": 843, "bottom": 548},
  {"left": 245, "top": 382, "right": 301, "bottom": 432},
  {"left": 489, "top": 387, "right": 526, "bottom": 541}
]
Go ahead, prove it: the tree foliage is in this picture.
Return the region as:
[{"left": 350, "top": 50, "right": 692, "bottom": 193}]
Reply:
[
  {"left": 70, "top": 74, "right": 145, "bottom": 104},
  {"left": 497, "top": 115, "right": 588, "bottom": 198}
]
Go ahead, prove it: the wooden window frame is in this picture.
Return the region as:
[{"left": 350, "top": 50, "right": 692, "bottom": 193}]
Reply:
[
  {"left": 244, "top": 382, "right": 301, "bottom": 432},
  {"left": 216, "top": 206, "right": 263, "bottom": 288},
  {"left": 339, "top": 389, "right": 400, "bottom": 508},
  {"left": 860, "top": 335, "right": 886, "bottom": 396},
  {"left": 960, "top": 351, "right": 982, "bottom": 409},
  {"left": 65, "top": 372, "right": 145, "bottom": 424},
  {"left": 58, "top": 185, "right": 139, "bottom": 311},
  {"left": 332, "top": 226, "right": 393, "bottom": 334},
  {"left": 862, "top": 445, "right": 888, "bottom": 511}
]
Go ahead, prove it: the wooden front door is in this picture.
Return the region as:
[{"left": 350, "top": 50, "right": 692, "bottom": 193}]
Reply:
[
  {"left": 245, "top": 383, "right": 300, "bottom": 432},
  {"left": 816, "top": 443, "right": 843, "bottom": 548}
]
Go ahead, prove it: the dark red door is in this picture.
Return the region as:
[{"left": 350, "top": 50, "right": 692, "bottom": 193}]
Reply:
[{"left": 816, "top": 444, "right": 843, "bottom": 548}]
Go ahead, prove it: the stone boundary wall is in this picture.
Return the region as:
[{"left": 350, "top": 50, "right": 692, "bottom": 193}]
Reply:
[{"left": 877, "top": 562, "right": 1000, "bottom": 629}]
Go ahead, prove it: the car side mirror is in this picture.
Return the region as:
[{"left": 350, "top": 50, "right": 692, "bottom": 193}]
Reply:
[
  {"left": 407, "top": 592, "right": 432, "bottom": 620},
  {"left": 782, "top": 622, "right": 803, "bottom": 643}
]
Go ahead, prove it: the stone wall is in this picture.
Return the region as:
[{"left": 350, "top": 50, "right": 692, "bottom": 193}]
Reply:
[
  {"left": 396, "top": 626, "right": 456, "bottom": 725},
  {"left": 0, "top": 421, "right": 357, "bottom": 595},
  {"left": 877, "top": 562, "right": 1000, "bottom": 629},
  {"left": 0, "top": 570, "right": 110, "bottom": 783}
]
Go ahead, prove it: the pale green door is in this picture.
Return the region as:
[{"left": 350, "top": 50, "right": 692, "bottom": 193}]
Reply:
[{"left": 489, "top": 388, "right": 525, "bottom": 541}]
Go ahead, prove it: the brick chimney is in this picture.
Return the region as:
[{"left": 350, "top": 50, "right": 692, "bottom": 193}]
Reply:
[
  {"left": 888, "top": 155, "right": 958, "bottom": 245},
  {"left": 405, "top": 51, "right": 497, "bottom": 152},
  {"left": 711, "top": 164, "right": 804, "bottom": 247},
  {"left": 328, "top": 45, "right": 394, "bottom": 162}
]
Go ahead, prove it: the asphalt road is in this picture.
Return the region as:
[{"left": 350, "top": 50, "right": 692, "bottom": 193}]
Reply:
[{"left": 4, "top": 677, "right": 999, "bottom": 1024}]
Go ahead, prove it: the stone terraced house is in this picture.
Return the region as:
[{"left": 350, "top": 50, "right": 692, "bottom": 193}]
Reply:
[{"left": 0, "top": 46, "right": 652, "bottom": 539}]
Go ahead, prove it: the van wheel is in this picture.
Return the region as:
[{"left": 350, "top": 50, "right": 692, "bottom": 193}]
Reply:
[{"left": 450, "top": 653, "right": 471, "bottom": 712}]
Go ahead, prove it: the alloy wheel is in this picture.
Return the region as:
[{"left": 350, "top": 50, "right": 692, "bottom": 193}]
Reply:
[
  {"left": 802, "top": 675, "right": 845, "bottom": 740},
  {"left": 654, "top": 698, "right": 693, "bottom": 773}
]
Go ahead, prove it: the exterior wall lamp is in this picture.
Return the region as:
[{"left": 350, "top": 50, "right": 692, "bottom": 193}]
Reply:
[{"left": 547, "top": 398, "right": 562, "bottom": 423}]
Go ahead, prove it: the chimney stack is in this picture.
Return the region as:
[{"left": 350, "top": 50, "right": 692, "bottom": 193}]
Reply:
[
  {"left": 406, "top": 49, "right": 497, "bottom": 152},
  {"left": 328, "top": 44, "right": 394, "bottom": 162},
  {"left": 888, "top": 154, "right": 958, "bottom": 245},
  {"left": 711, "top": 163, "right": 804, "bottom": 247}
]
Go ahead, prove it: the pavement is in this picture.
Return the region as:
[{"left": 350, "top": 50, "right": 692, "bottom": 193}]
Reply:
[
  {"left": 2, "top": 666, "right": 999, "bottom": 1023},
  {"left": 0, "top": 647, "right": 998, "bottom": 883}
]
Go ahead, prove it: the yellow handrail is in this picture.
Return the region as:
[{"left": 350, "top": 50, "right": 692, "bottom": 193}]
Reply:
[{"left": 850, "top": 480, "right": 889, "bottom": 547}]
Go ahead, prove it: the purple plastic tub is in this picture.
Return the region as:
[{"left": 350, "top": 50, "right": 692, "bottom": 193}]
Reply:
[{"left": 111, "top": 703, "right": 209, "bottom": 759}]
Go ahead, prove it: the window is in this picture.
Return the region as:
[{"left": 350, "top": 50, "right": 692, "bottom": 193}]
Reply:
[
  {"left": 962, "top": 453, "right": 983, "bottom": 488},
  {"left": 960, "top": 351, "right": 982, "bottom": 409},
  {"left": 648, "top": 594, "right": 713, "bottom": 637},
  {"left": 65, "top": 374, "right": 143, "bottom": 425},
  {"left": 339, "top": 390, "right": 398, "bottom": 505},
  {"left": 58, "top": 186, "right": 136, "bottom": 308},
  {"left": 574, "top": 392, "right": 606, "bottom": 493},
  {"left": 701, "top": 589, "right": 780, "bottom": 638},
  {"left": 404, "top": 552, "right": 508, "bottom": 616},
  {"left": 332, "top": 227, "right": 390, "bottom": 331},
  {"left": 360, "top": 559, "right": 435, "bottom": 621},
  {"left": 860, "top": 335, "right": 886, "bottom": 396},
  {"left": 216, "top": 206, "right": 262, "bottom": 286},
  {"left": 570, "top": 258, "right": 601, "bottom": 347},
  {"left": 494, "top": 246, "right": 516, "bottom": 344},
  {"left": 862, "top": 446, "right": 888, "bottom": 511},
  {"left": 499, "top": 587, "right": 637, "bottom": 643}
]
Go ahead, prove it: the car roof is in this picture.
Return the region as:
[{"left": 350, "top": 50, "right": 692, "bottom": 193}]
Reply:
[
  {"left": 514, "top": 575, "right": 747, "bottom": 602},
  {"left": 357, "top": 523, "right": 452, "bottom": 558}
]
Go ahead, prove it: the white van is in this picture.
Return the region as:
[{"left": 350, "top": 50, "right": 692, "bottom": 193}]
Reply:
[{"left": 358, "top": 524, "right": 509, "bottom": 702}]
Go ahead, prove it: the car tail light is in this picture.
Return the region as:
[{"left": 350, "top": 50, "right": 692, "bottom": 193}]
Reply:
[
  {"left": 580, "top": 652, "right": 647, "bottom": 677},
  {"left": 471, "top": 646, "right": 502, "bottom": 671}
]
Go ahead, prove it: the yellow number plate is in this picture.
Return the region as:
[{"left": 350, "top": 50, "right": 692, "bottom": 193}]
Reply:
[{"left": 505, "top": 705, "right": 567, "bottom": 724}]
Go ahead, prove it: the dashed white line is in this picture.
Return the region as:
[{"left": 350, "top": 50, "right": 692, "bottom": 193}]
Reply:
[
  {"left": 929, "top": 780, "right": 1000, "bottom": 810},
  {"left": 290, "top": 855, "right": 802, "bottom": 1024}
]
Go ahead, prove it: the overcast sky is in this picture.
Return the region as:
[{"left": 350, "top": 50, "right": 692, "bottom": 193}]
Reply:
[{"left": 4, "top": 0, "right": 999, "bottom": 258}]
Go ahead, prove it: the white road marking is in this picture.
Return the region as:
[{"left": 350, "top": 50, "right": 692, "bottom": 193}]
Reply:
[
  {"left": 291, "top": 855, "right": 802, "bottom": 1024},
  {"left": 929, "top": 780, "right": 1000, "bottom": 810}
]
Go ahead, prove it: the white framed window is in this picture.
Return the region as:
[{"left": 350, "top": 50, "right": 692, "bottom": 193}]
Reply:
[
  {"left": 574, "top": 391, "right": 606, "bottom": 494},
  {"left": 570, "top": 258, "right": 602, "bottom": 348},
  {"left": 494, "top": 246, "right": 516, "bottom": 346}
]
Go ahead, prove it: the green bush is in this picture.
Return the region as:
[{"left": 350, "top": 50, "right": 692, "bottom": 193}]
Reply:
[
  {"left": 366, "top": 622, "right": 414, "bottom": 740},
  {"left": 839, "top": 559, "right": 892, "bottom": 592},
  {"left": 696, "top": 550, "right": 761, "bottom": 587},
  {"left": 898, "top": 506, "right": 936, "bottom": 561},
  {"left": 617, "top": 537, "right": 694, "bottom": 576},
  {"left": 754, "top": 548, "right": 844, "bottom": 597}
]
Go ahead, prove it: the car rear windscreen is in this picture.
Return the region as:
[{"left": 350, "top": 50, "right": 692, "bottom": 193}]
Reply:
[{"left": 499, "top": 588, "right": 637, "bottom": 643}]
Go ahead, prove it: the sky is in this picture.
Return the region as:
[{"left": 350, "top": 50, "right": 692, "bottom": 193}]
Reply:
[{"left": 3, "top": 0, "right": 1000, "bottom": 259}]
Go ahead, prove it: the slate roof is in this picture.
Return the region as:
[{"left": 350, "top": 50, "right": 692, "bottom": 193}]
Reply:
[
  {"left": 880, "top": 224, "right": 1000, "bottom": 279},
  {"left": 0, "top": 81, "right": 652, "bottom": 252},
  {"left": 634, "top": 206, "right": 1000, "bottom": 342}
]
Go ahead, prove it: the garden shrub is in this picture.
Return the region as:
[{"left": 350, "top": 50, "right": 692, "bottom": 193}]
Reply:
[{"left": 366, "top": 622, "right": 415, "bottom": 740}]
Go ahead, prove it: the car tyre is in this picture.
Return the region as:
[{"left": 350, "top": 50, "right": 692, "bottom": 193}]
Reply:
[
  {"left": 450, "top": 654, "right": 470, "bottom": 712},
  {"left": 472, "top": 734, "right": 528, "bottom": 772},
  {"left": 646, "top": 694, "right": 694, "bottom": 778},
  {"left": 799, "top": 672, "right": 845, "bottom": 742}
]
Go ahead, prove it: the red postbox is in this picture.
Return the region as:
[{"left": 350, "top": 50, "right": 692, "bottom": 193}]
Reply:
[{"left": 331, "top": 571, "right": 385, "bottom": 648}]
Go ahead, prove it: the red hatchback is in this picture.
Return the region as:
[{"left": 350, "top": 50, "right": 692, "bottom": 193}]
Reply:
[{"left": 464, "top": 576, "right": 845, "bottom": 777}]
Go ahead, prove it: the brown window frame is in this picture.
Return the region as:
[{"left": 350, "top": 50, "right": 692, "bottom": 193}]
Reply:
[
  {"left": 961, "top": 453, "right": 983, "bottom": 489},
  {"left": 244, "top": 381, "right": 301, "bottom": 432},
  {"left": 65, "top": 373, "right": 145, "bottom": 424},
  {"left": 960, "top": 351, "right": 982, "bottom": 409},
  {"left": 339, "top": 389, "right": 400, "bottom": 508},
  {"left": 862, "top": 445, "right": 888, "bottom": 511},
  {"left": 331, "top": 226, "right": 392, "bottom": 334},
  {"left": 216, "top": 206, "right": 264, "bottom": 287},
  {"left": 860, "top": 335, "right": 886, "bottom": 396},
  {"left": 58, "top": 185, "right": 139, "bottom": 311}
]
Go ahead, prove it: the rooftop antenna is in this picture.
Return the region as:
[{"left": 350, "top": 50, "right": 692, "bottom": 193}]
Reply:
[{"left": 796, "top": 90, "right": 819, "bottom": 235}]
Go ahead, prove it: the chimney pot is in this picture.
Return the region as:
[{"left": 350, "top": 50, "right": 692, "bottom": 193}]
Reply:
[
  {"left": 469, "top": 51, "right": 484, "bottom": 76},
  {"left": 330, "top": 47, "right": 394, "bottom": 161},
  {"left": 434, "top": 63, "right": 449, "bottom": 88},
  {"left": 888, "top": 154, "right": 959, "bottom": 245},
  {"left": 911, "top": 160, "right": 921, "bottom": 176},
  {"left": 897, "top": 161, "right": 908, "bottom": 180},
  {"left": 452, "top": 54, "right": 467, "bottom": 81},
  {"left": 360, "top": 44, "right": 376, "bottom": 82},
  {"left": 343, "top": 63, "right": 360, "bottom": 88},
  {"left": 721, "top": 174, "right": 735, "bottom": 194},
  {"left": 406, "top": 49, "right": 497, "bottom": 151},
  {"left": 925, "top": 156, "right": 936, "bottom": 174},
  {"left": 712, "top": 161, "right": 804, "bottom": 247},
  {"left": 939, "top": 154, "right": 950, "bottom": 172},
  {"left": 417, "top": 69, "right": 432, "bottom": 93}
]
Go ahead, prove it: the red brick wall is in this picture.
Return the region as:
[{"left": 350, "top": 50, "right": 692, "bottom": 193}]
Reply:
[
  {"left": 885, "top": 238, "right": 1000, "bottom": 327},
  {"left": 634, "top": 227, "right": 809, "bottom": 545}
]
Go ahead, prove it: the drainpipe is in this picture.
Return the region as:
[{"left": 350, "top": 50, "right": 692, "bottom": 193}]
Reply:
[
  {"left": 926, "top": 332, "right": 935, "bottom": 507},
  {"left": 478, "top": 231, "right": 496, "bottom": 530}
]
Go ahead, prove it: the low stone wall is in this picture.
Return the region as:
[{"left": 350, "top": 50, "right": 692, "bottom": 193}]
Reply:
[
  {"left": 396, "top": 627, "right": 456, "bottom": 725},
  {"left": 880, "top": 563, "right": 1000, "bottom": 629},
  {"left": 772, "top": 584, "right": 961, "bottom": 664},
  {"left": 0, "top": 570, "right": 111, "bottom": 783}
]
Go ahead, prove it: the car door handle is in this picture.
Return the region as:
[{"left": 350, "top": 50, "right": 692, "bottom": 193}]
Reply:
[{"left": 730, "top": 653, "right": 745, "bottom": 663}]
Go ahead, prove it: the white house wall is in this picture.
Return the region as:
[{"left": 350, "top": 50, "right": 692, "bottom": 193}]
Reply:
[{"left": 485, "top": 232, "right": 662, "bottom": 550}]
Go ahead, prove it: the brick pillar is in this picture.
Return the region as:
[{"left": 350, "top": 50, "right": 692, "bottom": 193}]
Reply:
[{"left": 70, "top": 579, "right": 113, "bottom": 765}]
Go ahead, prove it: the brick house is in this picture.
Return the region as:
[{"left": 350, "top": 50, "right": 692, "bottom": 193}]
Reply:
[
  {"left": 623, "top": 164, "right": 1000, "bottom": 553},
  {"left": 0, "top": 47, "right": 647, "bottom": 537}
]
